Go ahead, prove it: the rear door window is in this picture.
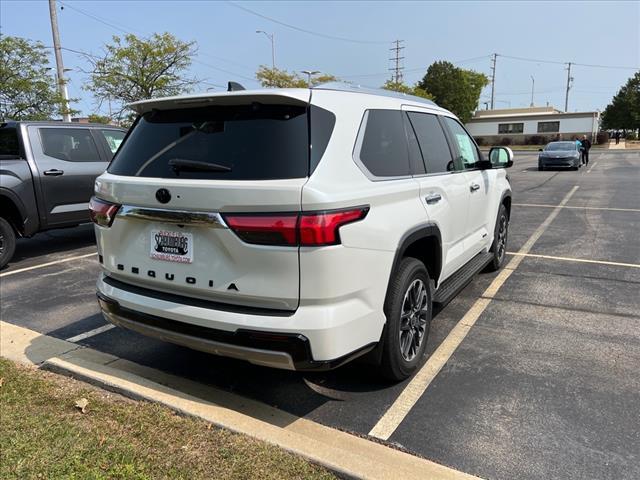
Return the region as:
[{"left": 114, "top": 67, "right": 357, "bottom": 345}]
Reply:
[
  {"left": 354, "top": 109, "right": 410, "bottom": 178},
  {"left": 99, "top": 129, "right": 126, "bottom": 156},
  {"left": 406, "top": 112, "right": 455, "bottom": 173},
  {"left": 39, "top": 128, "right": 102, "bottom": 162},
  {"left": 0, "top": 127, "right": 20, "bottom": 158},
  {"left": 108, "top": 104, "right": 309, "bottom": 180}
]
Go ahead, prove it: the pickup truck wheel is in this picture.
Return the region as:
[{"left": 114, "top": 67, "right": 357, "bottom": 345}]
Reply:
[
  {"left": 0, "top": 217, "right": 17, "bottom": 269},
  {"left": 485, "top": 204, "right": 509, "bottom": 272},
  {"left": 380, "top": 257, "right": 432, "bottom": 381}
]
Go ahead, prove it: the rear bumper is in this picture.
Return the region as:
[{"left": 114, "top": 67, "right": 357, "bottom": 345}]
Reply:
[{"left": 96, "top": 274, "right": 381, "bottom": 370}]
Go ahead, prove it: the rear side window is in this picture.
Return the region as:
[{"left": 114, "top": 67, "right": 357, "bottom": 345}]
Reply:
[
  {"left": 355, "top": 109, "right": 410, "bottom": 178},
  {"left": 39, "top": 128, "right": 102, "bottom": 162},
  {"left": 406, "top": 112, "right": 455, "bottom": 173},
  {"left": 108, "top": 104, "right": 309, "bottom": 180},
  {"left": 99, "top": 129, "right": 126, "bottom": 156},
  {"left": 0, "top": 127, "right": 20, "bottom": 158}
]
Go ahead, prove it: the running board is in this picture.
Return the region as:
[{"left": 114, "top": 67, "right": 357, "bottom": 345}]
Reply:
[{"left": 433, "top": 252, "right": 494, "bottom": 304}]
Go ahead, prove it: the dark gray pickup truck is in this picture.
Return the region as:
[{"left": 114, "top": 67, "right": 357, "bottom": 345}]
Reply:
[{"left": 0, "top": 121, "right": 126, "bottom": 268}]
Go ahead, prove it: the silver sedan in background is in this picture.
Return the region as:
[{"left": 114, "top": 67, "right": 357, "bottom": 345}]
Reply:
[{"left": 538, "top": 141, "right": 582, "bottom": 171}]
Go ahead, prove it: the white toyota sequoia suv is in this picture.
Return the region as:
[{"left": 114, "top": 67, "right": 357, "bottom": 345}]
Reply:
[{"left": 91, "top": 84, "right": 513, "bottom": 381}]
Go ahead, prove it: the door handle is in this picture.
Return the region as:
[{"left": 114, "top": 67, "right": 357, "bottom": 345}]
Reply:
[
  {"left": 43, "top": 169, "right": 64, "bottom": 176},
  {"left": 425, "top": 193, "right": 442, "bottom": 205},
  {"left": 470, "top": 183, "right": 480, "bottom": 192}
]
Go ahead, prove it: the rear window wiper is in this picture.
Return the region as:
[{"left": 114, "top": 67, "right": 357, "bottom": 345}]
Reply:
[{"left": 168, "top": 158, "right": 232, "bottom": 174}]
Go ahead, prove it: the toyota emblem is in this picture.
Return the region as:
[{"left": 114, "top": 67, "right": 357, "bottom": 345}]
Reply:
[{"left": 155, "top": 188, "right": 171, "bottom": 204}]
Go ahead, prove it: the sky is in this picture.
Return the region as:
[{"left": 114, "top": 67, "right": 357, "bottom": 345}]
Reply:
[{"left": 1, "top": 0, "right": 639, "bottom": 117}]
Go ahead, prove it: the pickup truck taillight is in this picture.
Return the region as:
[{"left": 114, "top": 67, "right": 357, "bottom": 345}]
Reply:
[
  {"left": 223, "top": 207, "right": 369, "bottom": 247},
  {"left": 89, "top": 196, "right": 120, "bottom": 227}
]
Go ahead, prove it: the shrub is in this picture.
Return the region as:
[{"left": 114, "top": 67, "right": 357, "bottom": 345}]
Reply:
[
  {"left": 499, "top": 137, "right": 512, "bottom": 146},
  {"left": 474, "top": 137, "right": 485, "bottom": 146},
  {"left": 528, "top": 135, "right": 548, "bottom": 145}
]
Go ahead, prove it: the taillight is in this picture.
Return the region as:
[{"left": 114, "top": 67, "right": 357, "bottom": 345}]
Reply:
[
  {"left": 223, "top": 214, "right": 298, "bottom": 246},
  {"left": 223, "top": 207, "right": 368, "bottom": 247},
  {"left": 299, "top": 208, "right": 368, "bottom": 246},
  {"left": 89, "top": 196, "right": 120, "bottom": 227}
]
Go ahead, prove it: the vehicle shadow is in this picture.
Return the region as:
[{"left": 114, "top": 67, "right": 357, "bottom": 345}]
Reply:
[{"left": 7, "top": 224, "right": 96, "bottom": 268}]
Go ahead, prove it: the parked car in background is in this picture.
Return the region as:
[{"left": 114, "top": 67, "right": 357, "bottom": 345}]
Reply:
[
  {"left": 91, "top": 84, "right": 513, "bottom": 381},
  {"left": 0, "top": 121, "right": 127, "bottom": 268},
  {"left": 538, "top": 141, "right": 582, "bottom": 171}
]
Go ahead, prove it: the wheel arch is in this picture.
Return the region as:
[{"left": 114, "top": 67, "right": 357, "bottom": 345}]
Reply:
[
  {"left": 0, "top": 189, "right": 26, "bottom": 236},
  {"left": 389, "top": 224, "right": 442, "bottom": 290}
]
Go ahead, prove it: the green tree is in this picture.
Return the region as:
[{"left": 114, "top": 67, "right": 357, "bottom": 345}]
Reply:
[
  {"left": 382, "top": 80, "right": 433, "bottom": 100},
  {"left": 256, "top": 66, "right": 336, "bottom": 88},
  {"left": 87, "top": 114, "right": 112, "bottom": 124},
  {"left": 0, "top": 35, "right": 77, "bottom": 120},
  {"left": 601, "top": 72, "right": 640, "bottom": 131},
  {"left": 86, "top": 33, "right": 198, "bottom": 121},
  {"left": 417, "top": 61, "right": 489, "bottom": 123}
]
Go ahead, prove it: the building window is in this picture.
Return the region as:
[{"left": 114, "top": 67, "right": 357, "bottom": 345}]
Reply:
[
  {"left": 498, "top": 123, "right": 524, "bottom": 134},
  {"left": 537, "top": 121, "right": 560, "bottom": 133}
]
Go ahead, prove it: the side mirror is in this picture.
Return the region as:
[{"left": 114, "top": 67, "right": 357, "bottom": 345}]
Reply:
[{"left": 488, "top": 146, "right": 514, "bottom": 168}]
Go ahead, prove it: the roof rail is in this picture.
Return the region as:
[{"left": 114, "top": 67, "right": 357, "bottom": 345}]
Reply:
[{"left": 312, "top": 81, "right": 437, "bottom": 107}]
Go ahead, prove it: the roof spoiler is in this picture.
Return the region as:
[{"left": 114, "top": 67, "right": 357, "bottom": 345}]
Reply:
[{"left": 228, "top": 81, "right": 246, "bottom": 92}]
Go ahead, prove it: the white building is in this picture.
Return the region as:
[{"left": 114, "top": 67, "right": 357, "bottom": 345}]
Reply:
[{"left": 465, "top": 106, "right": 600, "bottom": 145}]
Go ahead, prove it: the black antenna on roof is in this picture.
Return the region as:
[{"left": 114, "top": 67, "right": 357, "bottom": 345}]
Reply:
[{"left": 228, "top": 81, "right": 246, "bottom": 92}]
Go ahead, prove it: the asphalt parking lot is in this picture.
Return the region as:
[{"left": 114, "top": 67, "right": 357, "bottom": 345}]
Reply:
[{"left": 1, "top": 150, "right": 639, "bottom": 480}]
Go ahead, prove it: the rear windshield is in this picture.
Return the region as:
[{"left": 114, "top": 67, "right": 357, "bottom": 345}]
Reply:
[
  {"left": 546, "top": 142, "right": 576, "bottom": 151},
  {"left": 108, "top": 103, "right": 310, "bottom": 180}
]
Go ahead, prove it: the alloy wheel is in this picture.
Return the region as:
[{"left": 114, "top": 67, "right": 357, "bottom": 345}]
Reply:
[
  {"left": 496, "top": 215, "right": 508, "bottom": 262},
  {"left": 399, "top": 279, "right": 429, "bottom": 362}
]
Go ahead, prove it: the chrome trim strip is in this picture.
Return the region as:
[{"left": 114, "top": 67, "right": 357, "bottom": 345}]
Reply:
[
  {"left": 118, "top": 205, "right": 227, "bottom": 228},
  {"left": 102, "top": 310, "right": 296, "bottom": 370}
]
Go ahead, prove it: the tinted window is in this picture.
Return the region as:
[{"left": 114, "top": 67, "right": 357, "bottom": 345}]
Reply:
[
  {"left": 39, "top": 128, "right": 101, "bottom": 162},
  {"left": 442, "top": 117, "right": 479, "bottom": 169},
  {"left": 546, "top": 142, "right": 576, "bottom": 151},
  {"left": 356, "top": 110, "right": 410, "bottom": 177},
  {"left": 109, "top": 104, "right": 309, "bottom": 180},
  {"left": 538, "top": 121, "right": 560, "bottom": 133},
  {"left": 0, "top": 127, "right": 20, "bottom": 158},
  {"left": 498, "top": 123, "right": 524, "bottom": 134},
  {"left": 407, "top": 112, "right": 455, "bottom": 173},
  {"left": 100, "top": 129, "right": 126, "bottom": 155},
  {"left": 310, "top": 105, "right": 336, "bottom": 173}
]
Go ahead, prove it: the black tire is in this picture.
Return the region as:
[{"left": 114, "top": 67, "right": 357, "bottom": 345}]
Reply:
[
  {"left": 380, "top": 257, "right": 432, "bottom": 381},
  {"left": 485, "top": 203, "right": 509, "bottom": 272},
  {"left": 0, "top": 217, "right": 17, "bottom": 270}
]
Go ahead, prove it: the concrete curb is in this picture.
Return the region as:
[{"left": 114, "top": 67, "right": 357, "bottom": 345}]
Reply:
[{"left": 1, "top": 321, "right": 481, "bottom": 480}]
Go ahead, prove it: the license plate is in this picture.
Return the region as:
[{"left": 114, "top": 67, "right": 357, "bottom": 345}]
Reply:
[{"left": 150, "top": 229, "right": 193, "bottom": 264}]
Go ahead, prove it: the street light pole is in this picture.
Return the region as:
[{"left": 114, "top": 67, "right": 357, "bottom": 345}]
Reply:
[
  {"left": 301, "top": 70, "right": 320, "bottom": 87},
  {"left": 530, "top": 75, "right": 535, "bottom": 107},
  {"left": 256, "top": 30, "right": 275, "bottom": 69}
]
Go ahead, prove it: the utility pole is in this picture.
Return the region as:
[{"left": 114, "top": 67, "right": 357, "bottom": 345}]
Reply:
[
  {"left": 564, "top": 62, "right": 573, "bottom": 112},
  {"left": 48, "top": 0, "right": 71, "bottom": 122},
  {"left": 530, "top": 75, "right": 535, "bottom": 107},
  {"left": 489, "top": 53, "right": 498, "bottom": 110},
  {"left": 389, "top": 40, "right": 405, "bottom": 84}
]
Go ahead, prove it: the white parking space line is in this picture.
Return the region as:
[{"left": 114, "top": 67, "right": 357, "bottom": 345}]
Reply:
[
  {"left": 587, "top": 161, "right": 598, "bottom": 173},
  {"left": 513, "top": 203, "right": 640, "bottom": 213},
  {"left": 65, "top": 324, "right": 115, "bottom": 343},
  {"left": 368, "top": 186, "right": 580, "bottom": 441},
  {"left": 506, "top": 252, "right": 640, "bottom": 269},
  {"left": 0, "top": 252, "right": 98, "bottom": 278}
]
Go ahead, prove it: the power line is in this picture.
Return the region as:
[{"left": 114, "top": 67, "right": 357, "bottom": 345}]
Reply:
[
  {"left": 339, "top": 55, "right": 491, "bottom": 79},
  {"left": 58, "top": 0, "right": 256, "bottom": 78},
  {"left": 499, "top": 53, "right": 639, "bottom": 70},
  {"left": 227, "top": 1, "right": 389, "bottom": 45}
]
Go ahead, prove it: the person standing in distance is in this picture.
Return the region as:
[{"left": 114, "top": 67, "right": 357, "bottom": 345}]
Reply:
[{"left": 581, "top": 135, "right": 592, "bottom": 166}]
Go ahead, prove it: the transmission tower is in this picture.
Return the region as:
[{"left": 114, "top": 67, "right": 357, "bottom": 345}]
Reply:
[{"left": 389, "top": 40, "right": 405, "bottom": 84}]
